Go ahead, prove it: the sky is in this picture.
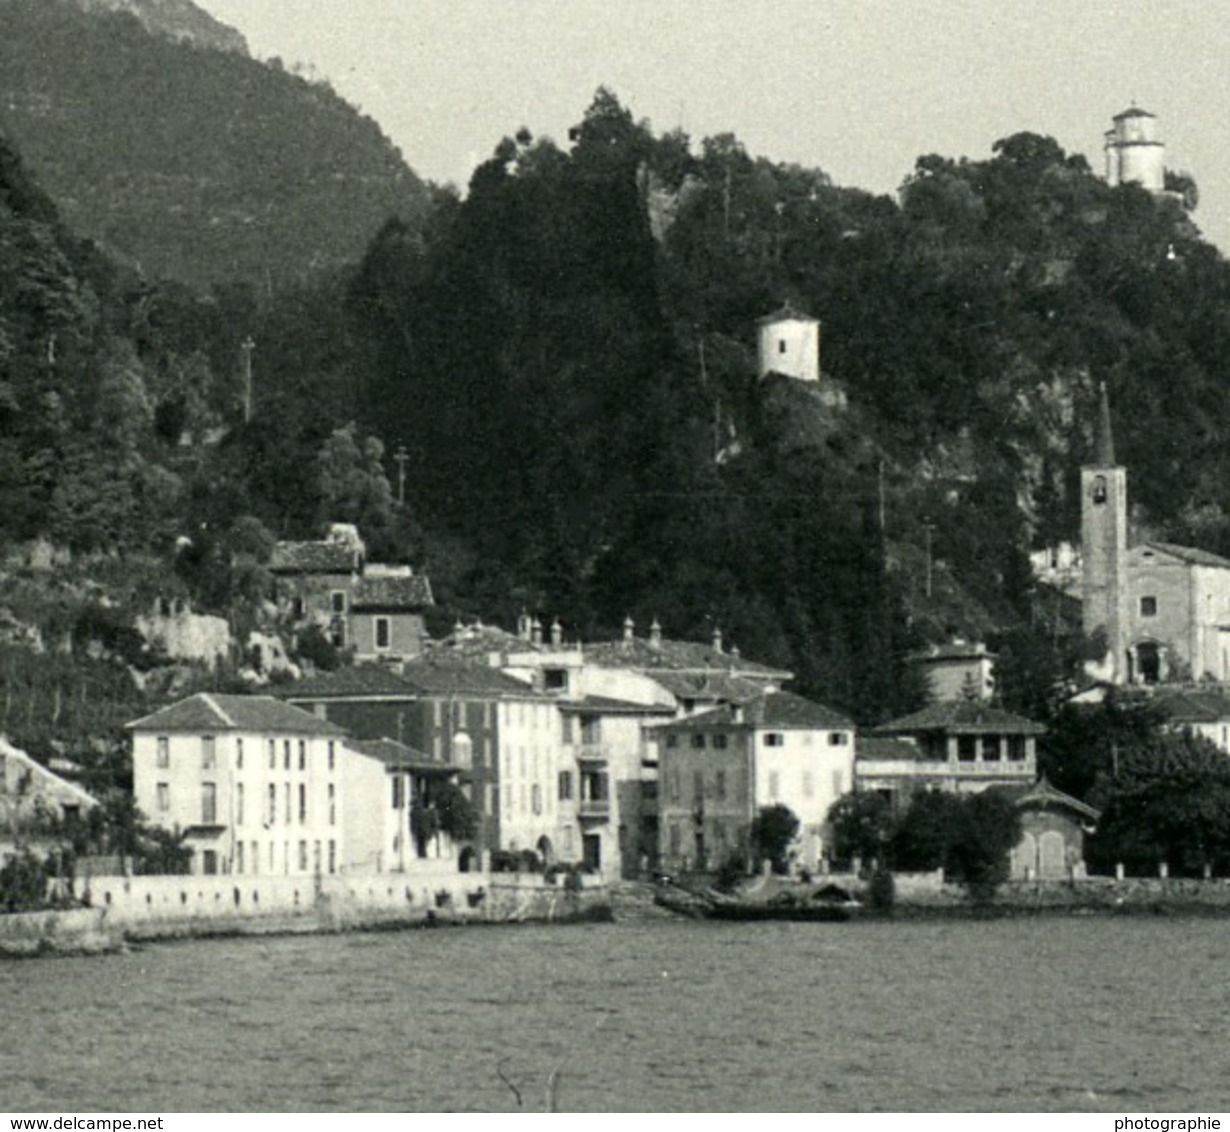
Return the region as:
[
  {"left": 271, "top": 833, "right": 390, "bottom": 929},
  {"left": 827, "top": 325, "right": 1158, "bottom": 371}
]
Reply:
[{"left": 200, "top": 0, "right": 1230, "bottom": 251}]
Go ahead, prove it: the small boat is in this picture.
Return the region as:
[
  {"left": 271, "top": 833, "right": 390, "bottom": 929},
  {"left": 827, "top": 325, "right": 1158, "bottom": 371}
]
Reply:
[{"left": 654, "top": 878, "right": 860, "bottom": 922}]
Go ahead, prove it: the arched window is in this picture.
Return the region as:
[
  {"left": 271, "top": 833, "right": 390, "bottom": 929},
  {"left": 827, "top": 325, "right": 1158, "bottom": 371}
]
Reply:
[{"left": 1092, "top": 475, "right": 1107, "bottom": 504}]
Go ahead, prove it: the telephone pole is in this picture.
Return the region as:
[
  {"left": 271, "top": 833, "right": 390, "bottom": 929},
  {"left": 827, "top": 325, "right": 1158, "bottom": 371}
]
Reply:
[{"left": 394, "top": 445, "right": 408, "bottom": 506}]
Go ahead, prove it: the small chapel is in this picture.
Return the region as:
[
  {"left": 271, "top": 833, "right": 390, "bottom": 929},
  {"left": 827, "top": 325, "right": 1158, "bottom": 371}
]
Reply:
[{"left": 1082, "top": 385, "right": 1230, "bottom": 685}]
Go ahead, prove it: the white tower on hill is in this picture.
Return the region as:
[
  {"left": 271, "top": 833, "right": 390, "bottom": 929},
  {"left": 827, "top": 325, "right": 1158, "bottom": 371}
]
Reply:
[
  {"left": 757, "top": 304, "right": 820, "bottom": 383},
  {"left": 1104, "top": 107, "right": 1166, "bottom": 194}
]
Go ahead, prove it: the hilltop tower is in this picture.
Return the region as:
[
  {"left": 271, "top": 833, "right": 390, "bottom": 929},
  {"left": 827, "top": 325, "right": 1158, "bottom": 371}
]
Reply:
[
  {"left": 1104, "top": 107, "right": 1166, "bottom": 193},
  {"left": 1081, "top": 384, "right": 1129, "bottom": 683},
  {"left": 757, "top": 304, "right": 820, "bottom": 382}
]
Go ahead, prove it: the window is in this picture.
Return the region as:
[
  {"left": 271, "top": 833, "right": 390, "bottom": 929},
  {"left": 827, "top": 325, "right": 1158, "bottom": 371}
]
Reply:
[
  {"left": 669, "top": 823, "right": 682, "bottom": 855},
  {"left": 268, "top": 740, "right": 276, "bottom": 770},
  {"left": 958, "top": 736, "right": 976, "bottom": 762},
  {"left": 544, "top": 668, "right": 567, "bottom": 691},
  {"left": 251, "top": 841, "right": 259, "bottom": 876},
  {"left": 297, "top": 740, "right": 306, "bottom": 770},
  {"left": 1140, "top": 596, "right": 1157, "bottom": 617},
  {"left": 291, "top": 596, "right": 305, "bottom": 619},
  {"left": 982, "top": 736, "right": 1001, "bottom": 761},
  {"left": 713, "top": 734, "right": 728, "bottom": 750},
  {"left": 156, "top": 737, "right": 169, "bottom": 768},
  {"left": 692, "top": 770, "right": 704, "bottom": 802},
  {"left": 715, "top": 770, "right": 726, "bottom": 800},
  {"left": 283, "top": 741, "right": 291, "bottom": 770},
  {"left": 328, "top": 840, "right": 336, "bottom": 874},
  {"left": 558, "top": 771, "right": 573, "bottom": 801},
  {"left": 375, "top": 617, "right": 391, "bottom": 651},
  {"left": 691, "top": 733, "right": 706, "bottom": 749},
  {"left": 1092, "top": 474, "right": 1107, "bottom": 504},
  {"left": 236, "top": 738, "right": 244, "bottom": 769},
  {"left": 202, "top": 850, "right": 218, "bottom": 876},
  {"left": 268, "top": 784, "right": 277, "bottom": 825},
  {"left": 330, "top": 591, "right": 346, "bottom": 614},
  {"left": 778, "top": 339, "right": 787, "bottom": 354},
  {"left": 562, "top": 716, "right": 575, "bottom": 744},
  {"left": 156, "top": 783, "right": 170, "bottom": 812},
  {"left": 532, "top": 784, "right": 542, "bottom": 815},
  {"left": 664, "top": 734, "right": 677, "bottom": 748},
  {"left": 327, "top": 741, "right": 336, "bottom": 772},
  {"left": 201, "top": 736, "right": 216, "bottom": 770},
  {"left": 764, "top": 733, "right": 784, "bottom": 747},
  {"left": 828, "top": 732, "right": 849, "bottom": 746},
  {"left": 236, "top": 841, "right": 245, "bottom": 875},
  {"left": 581, "top": 717, "right": 601, "bottom": 745},
  {"left": 298, "top": 841, "right": 308, "bottom": 871},
  {"left": 298, "top": 783, "right": 307, "bottom": 824},
  {"left": 669, "top": 769, "right": 680, "bottom": 803},
  {"left": 285, "top": 783, "right": 292, "bottom": 823},
  {"left": 237, "top": 783, "right": 245, "bottom": 826},
  {"left": 201, "top": 782, "right": 217, "bottom": 824},
  {"left": 1008, "top": 736, "right": 1027, "bottom": 761}
]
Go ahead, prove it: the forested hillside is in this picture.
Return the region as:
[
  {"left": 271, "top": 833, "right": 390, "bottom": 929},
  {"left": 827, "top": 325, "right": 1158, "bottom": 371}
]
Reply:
[{"left": 0, "top": 0, "right": 429, "bottom": 288}]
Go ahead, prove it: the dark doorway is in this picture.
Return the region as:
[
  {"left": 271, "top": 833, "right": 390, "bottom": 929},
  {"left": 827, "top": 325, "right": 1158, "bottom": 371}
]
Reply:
[
  {"left": 1137, "top": 642, "right": 1161, "bottom": 684},
  {"left": 582, "top": 833, "right": 601, "bottom": 872}
]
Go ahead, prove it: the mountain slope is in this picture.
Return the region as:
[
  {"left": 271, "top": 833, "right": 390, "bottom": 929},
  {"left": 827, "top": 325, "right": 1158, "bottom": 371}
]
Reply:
[
  {"left": 74, "top": 0, "right": 247, "bottom": 54},
  {"left": 0, "top": 0, "right": 429, "bottom": 289}
]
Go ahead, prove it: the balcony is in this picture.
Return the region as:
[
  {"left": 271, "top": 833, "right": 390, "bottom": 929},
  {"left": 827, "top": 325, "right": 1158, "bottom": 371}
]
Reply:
[
  {"left": 578, "top": 798, "right": 610, "bottom": 821},
  {"left": 576, "top": 744, "right": 609, "bottom": 766}
]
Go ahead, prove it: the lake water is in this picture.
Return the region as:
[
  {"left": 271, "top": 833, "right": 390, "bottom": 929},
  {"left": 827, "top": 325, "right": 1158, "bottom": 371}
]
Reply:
[{"left": 2, "top": 916, "right": 1228, "bottom": 1112}]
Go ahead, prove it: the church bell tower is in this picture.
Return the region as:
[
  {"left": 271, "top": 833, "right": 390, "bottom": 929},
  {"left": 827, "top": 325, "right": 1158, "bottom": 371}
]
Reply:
[{"left": 1081, "top": 383, "right": 1129, "bottom": 683}]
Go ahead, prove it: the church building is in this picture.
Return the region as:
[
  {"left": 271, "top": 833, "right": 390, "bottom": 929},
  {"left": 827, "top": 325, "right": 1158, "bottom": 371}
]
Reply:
[{"left": 1082, "top": 385, "right": 1230, "bottom": 684}]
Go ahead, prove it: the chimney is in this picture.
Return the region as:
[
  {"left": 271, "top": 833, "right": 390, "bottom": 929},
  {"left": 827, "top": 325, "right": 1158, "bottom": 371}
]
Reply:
[
  {"left": 623, "top": 615, "right": 635, "bottom": 644},
  {"left": 531, "top": 617, "right": 543, "bottom": 646},
  {"left": 712, "top": 627, "right": 723, "bottom": 654},
  {"left": 551, "top": 618, "right": 563, "bottom": 647}
]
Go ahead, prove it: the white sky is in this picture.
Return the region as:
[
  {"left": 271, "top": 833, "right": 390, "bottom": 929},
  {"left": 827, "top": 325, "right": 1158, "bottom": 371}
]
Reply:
[{"left": 199, "top": 0, "right": 1230, "bottom": 251}]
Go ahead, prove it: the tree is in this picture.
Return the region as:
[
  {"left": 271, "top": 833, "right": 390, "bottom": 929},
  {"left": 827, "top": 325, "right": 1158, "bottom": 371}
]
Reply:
[
  {"left": 315, "top": 422, "right": 394, "bottom": 541},
  {"left": 827, "top": 791, "right": 894, "bottom": 868},
  {"left": 1088, "top": 727, "right": 1230, "bottom": 877},
  {"left": 749, "top": 803, "right": 799, "bottom": 874}
]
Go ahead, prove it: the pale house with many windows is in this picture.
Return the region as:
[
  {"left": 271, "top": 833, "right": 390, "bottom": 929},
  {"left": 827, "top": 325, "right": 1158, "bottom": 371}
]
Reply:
[{"left": 128, "top": 693, "right": 347, "bottom": 877}]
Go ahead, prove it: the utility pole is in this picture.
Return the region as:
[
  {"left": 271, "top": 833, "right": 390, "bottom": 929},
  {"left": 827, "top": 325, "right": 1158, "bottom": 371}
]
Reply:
[
  {"left": 923, "top": 521, "right": 935, "bottom": 599},
  {"left": 394, "top": 445, "right": 408, "bottom": 507},
  {"left": 240, "top": 337, "right": 255, "bottom": 424}
]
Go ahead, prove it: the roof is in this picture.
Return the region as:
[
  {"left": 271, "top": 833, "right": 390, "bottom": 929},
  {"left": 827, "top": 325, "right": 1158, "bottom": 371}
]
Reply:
[
  {"left": 399, "top": 662, "right": 542, "bottom": 698},
  {"left": 270, "top": 540, "right": 360, "bottom": 574},
  {"left": 856, "top": 736, "right": 922, "bottom": 763},
  {"left": 561, "top": 694, "right": 673, "bottom": 716},
  {"left": 1151, "top": 688, "right": 1230, "bottom": 724},
  {"left": 128, "top": 693, "right": 346, "bottom": 736},
  {"left": 345, "top": 737, "right": 453, "bottom": 773},
  {"left": 1113, "top": 106, "right": 1155, "bottom": 120},
  {"left": 1138, "top": 542, "right": 1230, "bottom": 571},
  {"left": 649, "top": 671, "right": 766, "bottom": 703},
  {"left": 656, "top": 691, "right": 854, "bottom": 733},
  {"left": 996, "top": 778, "right": 1100, "bottom": 821},
  {"left": 425, "top": 623, "right": 545, "bottom": 662},
  {"left": 583, "top": 636, "right": 791, "bottom": 680},
  {"left": 351, "top": 574, "right": 434, "bottom": 610},
  {"left": 908, "top": 641, "right": 995, "bottom": 664},
  {"left": 756, "top": 303, "right": 817, "bottom": 325},
  {"left": 280, "top": 666, "right": 417, "bottom": 701},
  {"left": 876, "top": 700, "right": 1045, "bottom": 736}
]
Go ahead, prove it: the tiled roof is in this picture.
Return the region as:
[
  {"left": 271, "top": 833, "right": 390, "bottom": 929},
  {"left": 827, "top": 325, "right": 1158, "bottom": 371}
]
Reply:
[
  {"left": 346, "top": 737, "right": 451, "bottom": 773},
  {"left": 399, "top": 662, "right": 541, "bottom": 698},
  {"left": 649, "top": 671, "right": 766, "bottom": 703},
  {"left": 128, "top": 693, "right": 346, "bottom": 735},
  {"left": 657, "top": 691, "right": 853, "bottom": 732},
  {"left": 1113, "top": 106, "right": 1155, "bottom": 120},
  {"left": 876, "top": 700, "right": 1044, "bottom": 736},
  {"left": 280, "top": 666, "right": 417, "bottom": 701},
  {"left": 1152, "top": 688, "right": 1230, "bottom": 723},
  {"left": 756, "top": 302, "right": 817, "bottom": 325},
  {"left": 992, "top": 778, "right": 1100, "bottom": 820},
  {"left": 561, "top": 695, "right": 674, "bottom": 716},
  {"left": 856, "top": 736, "right": 922, "bottom": 762},
  {"left": 1140, "top": 542, "right": 1230, "bottom": 571},
  {"left": 909, "top": 642, "right": 995, "bottom": 663},
  {"left": 425, "top": 624, "right": 541, "bottom": 661},
  {"left": 351, "top": 574, "right": 434, "bottom": 610},
  {"left": 270, "top": 541, "right": 359, "bottom": 574},
  {"left": 583, "top": 636, "right": 790, "bottom": 679}
]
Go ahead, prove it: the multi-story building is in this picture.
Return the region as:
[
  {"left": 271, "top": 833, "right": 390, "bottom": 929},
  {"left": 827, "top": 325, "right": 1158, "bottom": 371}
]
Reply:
[
  {"left": 655, "top": 691, "right": 856, "bottom": 873},
  {"left": 0, "top": 738, "right": 98, "bottom": 860},
  {"left": 128, "top": 693, "right": 347, "bottom": 877}
]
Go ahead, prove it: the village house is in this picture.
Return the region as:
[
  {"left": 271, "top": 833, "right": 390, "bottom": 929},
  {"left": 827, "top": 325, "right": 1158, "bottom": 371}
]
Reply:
[
  {"left": 342, "top": 737, "right": 465, "bottom": 873},
  {"left": 654, "top": 691, "right": 856, "bottom": 874},
  {"left": 1006, "top": 778, "right": 1100, "bottom": 881},
  {"left": 270, "top": 524, "right": 432, "bottom": 662},
  {"left": 856, "top": 700, "right": 1042, "bottom": 808},
  {"left": 128, "top": 693, "right": 347, "bottom": 878},
  {"left": 908, "top": 639, "right": 996, "bottom": 702},
  {"left": 0, "top": 737, "right": 98, "bottom": 861}
]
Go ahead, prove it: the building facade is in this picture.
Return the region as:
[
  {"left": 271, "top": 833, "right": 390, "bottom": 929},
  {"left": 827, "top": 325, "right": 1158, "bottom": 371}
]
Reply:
[
  {"left": 1104, "top": 106, "right": 1166, "bottom": 193},
  {"left": 655, "top": 692, "right": 856, "bottom": 873},
  {"left": 128, "top": 693, "right": 347, "bottom": 877}
]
